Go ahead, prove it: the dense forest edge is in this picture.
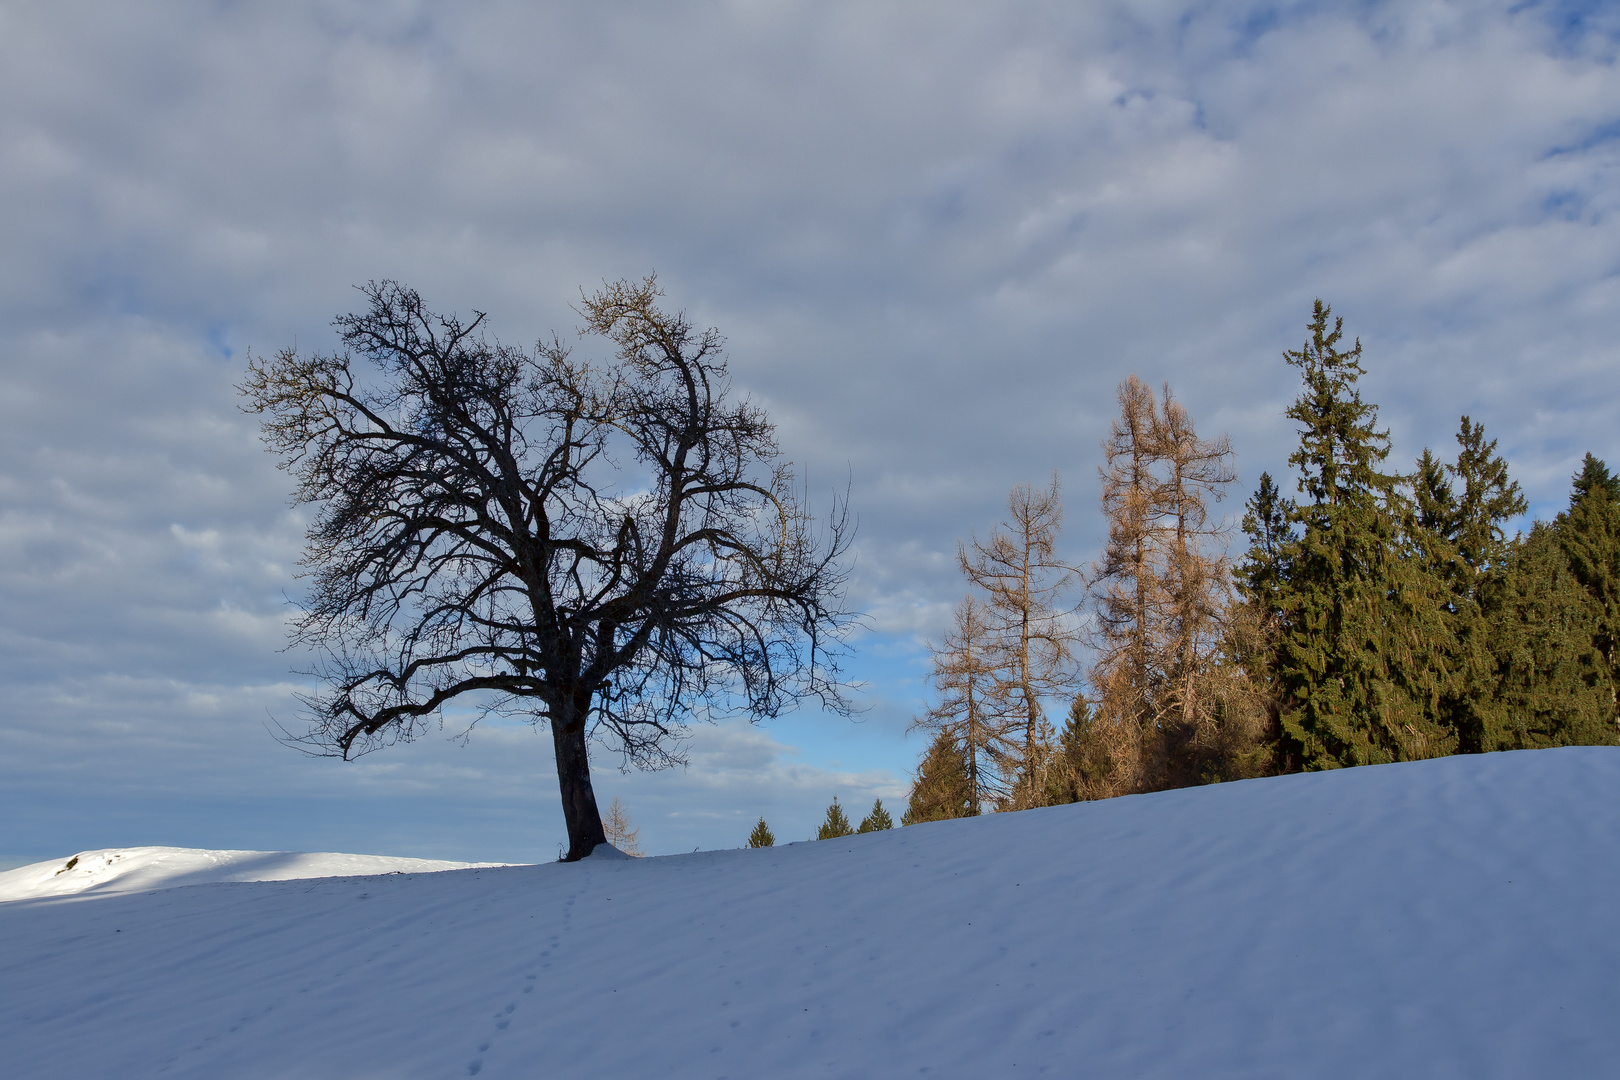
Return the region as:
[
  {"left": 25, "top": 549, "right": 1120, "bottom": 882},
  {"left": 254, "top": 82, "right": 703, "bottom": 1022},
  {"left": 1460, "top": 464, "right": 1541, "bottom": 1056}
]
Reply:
[
  {"left": 245, "top": 282, "right": 1615, "bottom": 854},
  {"left": 860, "top": 299, "right": 1620, "bottom": 833}
]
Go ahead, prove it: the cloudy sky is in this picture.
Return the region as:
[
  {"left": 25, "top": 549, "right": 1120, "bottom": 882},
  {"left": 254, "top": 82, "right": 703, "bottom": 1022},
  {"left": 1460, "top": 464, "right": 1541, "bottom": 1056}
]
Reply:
[{"left": 2, "top": 0, "right": 1616, "bottom": 864}]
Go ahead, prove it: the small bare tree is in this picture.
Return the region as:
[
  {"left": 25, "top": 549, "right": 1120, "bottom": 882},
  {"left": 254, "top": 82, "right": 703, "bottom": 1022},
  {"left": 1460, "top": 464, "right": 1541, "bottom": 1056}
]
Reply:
[
  {"left": 958, "top": 476, "right": 1079, "bottom": 798},
  {"left": 602, "top": 796, "right": 644, "bottom": 856},
  {"left": 242, "top": 277, "right": 851, "bottom": 860},
  {"left": 909, "top": 596, "right": 1020, "bottom": 814}
]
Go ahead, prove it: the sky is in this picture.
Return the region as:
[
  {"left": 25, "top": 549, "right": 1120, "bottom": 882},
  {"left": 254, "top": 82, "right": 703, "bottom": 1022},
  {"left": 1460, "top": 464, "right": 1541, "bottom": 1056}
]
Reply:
[{"left": 2, "top": 0, "right": 1617, "bottom": 864}]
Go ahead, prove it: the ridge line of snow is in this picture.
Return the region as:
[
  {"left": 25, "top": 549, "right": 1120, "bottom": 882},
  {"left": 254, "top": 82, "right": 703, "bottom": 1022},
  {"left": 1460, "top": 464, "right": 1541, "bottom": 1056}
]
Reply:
[{"left": 0, "top": 845, "right": 514, "bottom": 902}]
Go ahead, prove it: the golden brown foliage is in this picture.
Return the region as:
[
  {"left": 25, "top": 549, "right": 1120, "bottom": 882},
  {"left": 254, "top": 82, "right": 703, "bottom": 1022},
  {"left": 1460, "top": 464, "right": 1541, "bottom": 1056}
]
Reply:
[{"left": 1083, "top": 376, "right": 1267, "bottom": 793}]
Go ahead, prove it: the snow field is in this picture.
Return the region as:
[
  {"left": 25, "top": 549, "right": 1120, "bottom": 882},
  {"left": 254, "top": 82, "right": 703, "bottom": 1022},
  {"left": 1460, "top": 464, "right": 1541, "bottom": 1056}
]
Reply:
[
  {"left": 0, "top": 847, "right": 504, "bottom": 902},
  {"left": 2, "top": 747, "right": 1617, "bottom": 1078}
]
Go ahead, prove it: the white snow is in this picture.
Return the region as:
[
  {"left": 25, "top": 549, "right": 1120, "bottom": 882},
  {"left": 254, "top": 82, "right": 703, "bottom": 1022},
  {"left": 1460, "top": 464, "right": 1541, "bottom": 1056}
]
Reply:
[
  {"left": 583, "top": 842, "right": 634, "bottom": 861},
  {"left": 3, "top": 747, "right": 1618, "bottom": 1078},
  {"left": 0, "top": 846, "right": 504, "bottom": 903}
]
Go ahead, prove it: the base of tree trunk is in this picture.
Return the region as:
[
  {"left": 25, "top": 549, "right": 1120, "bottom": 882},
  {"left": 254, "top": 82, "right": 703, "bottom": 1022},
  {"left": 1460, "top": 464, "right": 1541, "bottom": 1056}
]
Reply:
[{"left": 553, "top": 719, "right": 607, "bottom": 861}]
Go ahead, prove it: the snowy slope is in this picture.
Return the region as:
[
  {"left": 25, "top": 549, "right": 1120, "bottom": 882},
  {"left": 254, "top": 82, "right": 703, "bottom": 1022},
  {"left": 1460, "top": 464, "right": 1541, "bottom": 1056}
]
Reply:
[
  {"left": 0, "top": 847, "right": 505, "bottom": 902},
  {"left": 3, "top": 748, "right": 1618, "bottom": 1079}
]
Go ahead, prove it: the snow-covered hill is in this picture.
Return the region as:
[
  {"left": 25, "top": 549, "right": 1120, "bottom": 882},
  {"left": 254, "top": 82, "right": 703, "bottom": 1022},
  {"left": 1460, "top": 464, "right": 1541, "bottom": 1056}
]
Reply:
[
  {"left": 0, "top": 847, "right": 505, "bottom": 902},
  {"left": 3, "top": 748, "right": 1618, "bottom": 1079}
]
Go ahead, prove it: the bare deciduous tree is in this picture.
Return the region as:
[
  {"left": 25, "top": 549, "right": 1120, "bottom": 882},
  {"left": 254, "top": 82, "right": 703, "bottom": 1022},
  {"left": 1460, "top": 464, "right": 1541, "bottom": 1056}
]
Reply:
[
  {"left": 909, "top": 596, "right": 1020, "bottom": 814},
  {"left": 603, "top": 796, "right": 644, "bottom": 856},
  {"left": 958, "top": 476, "right": 1079, "bottom": 800},
  {"left": 1156, "top": 388, "right": 1237, "bottom": 746},
  {"left": 1092, "top": 376, "right": 1163, "bottom": 733},
  {"left": 241, "top": 276, "right": 852, "bottom": 860},
  {"left": 1087, "top": 376, "right": 1243, "bottom": 791}
]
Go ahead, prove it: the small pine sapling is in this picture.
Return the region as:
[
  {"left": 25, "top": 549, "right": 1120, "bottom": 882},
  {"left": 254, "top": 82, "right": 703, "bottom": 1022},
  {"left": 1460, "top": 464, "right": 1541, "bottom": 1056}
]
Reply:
[
  {"left": 902, "top": 730, "right": 973, "bottom": 824},
  {"left": 816, "top": 797, "right": 855, "bottom": 839},
  {"left": 857, "top": 798, "right": 894, "bottom": 832},
  {"left": 747, "top": 817, "right": 776, "bottom": 848}
]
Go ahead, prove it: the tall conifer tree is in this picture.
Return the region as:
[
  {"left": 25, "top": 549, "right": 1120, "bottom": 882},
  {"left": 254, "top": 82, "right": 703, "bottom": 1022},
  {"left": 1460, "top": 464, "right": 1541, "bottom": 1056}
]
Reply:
[
  {"left": 1478, "top": 522, "right": 1614, "bottom": 747},
  {"left": 1408, "top": 418, "right": 1526, "bottom": 751},
  {"left": 1558, "top": 454, "right": 1620, "bottom": 721},
  {"left": 1449, "top": 418, "right": 1527, "bottom": 576},
  {"left": 1272, "top": 300, "right": 1453, "bottom": 767}
]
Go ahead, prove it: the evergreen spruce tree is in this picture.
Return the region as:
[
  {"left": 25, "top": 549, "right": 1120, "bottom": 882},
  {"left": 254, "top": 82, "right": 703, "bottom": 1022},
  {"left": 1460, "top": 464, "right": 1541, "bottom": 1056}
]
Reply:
[
  {"left": 1409, "top": 417, "right": 1525, "bottom": 598},
  {"left": 1478, "top": 522, "right": 1615, "bottom": 747},
  {"left": 1272, "top": 300, "right": 1454, "bottom": 767},
  {"left": 1569, "top": 453, "right": 1620, "bottom": 504},
  {"left": 1043, "top": 695, "right": 1103, "bottom": 802},
  {"left": 1409, "top": 446, "right": 1465, "bottom": 610},
  {"left": 1235, "top": 471, "right": 1294, "bottom": 620},
  {"left": 1226, "top": 477, "right": 1293, "bottom": 772},
  {"left": 856, "top": 799, "right": 895, "bottom": 833},
  {"left": 1411, "top": 449, "right": 1458, "bottom": 545},
  {"left": 747, "top": 817, "right": 776, "bottom": 848},
  {"left": 1384, "top": 491, "right": 1466, "bottom": 762},
  {"left": 1449, "top": 418, "right": 1527, "bottom": 576},
  {"left": 1558, "top": 454, "right": 1620, "bottom": 722},
  {"left": 816, "top": 797, "right": 855, "bottom": 840},
  {"left": 1409, "top": 418, "right": 1526, "bottom": 751},
  {"left": 902, "top": 730, "right": 973, "bottom": 824}
]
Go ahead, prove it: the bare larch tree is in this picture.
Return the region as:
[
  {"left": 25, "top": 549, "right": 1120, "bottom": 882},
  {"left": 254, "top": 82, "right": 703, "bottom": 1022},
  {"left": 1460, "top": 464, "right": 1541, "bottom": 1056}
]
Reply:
[
  {"left": 910, "top": 595, "right": 1020, "bottom": 814},
  {"left": 241, "top": 277, "right": 851, "bottom": 860},
  {"left": 1088, "top": 376, "right": 1239, "bottom": 790},
  {"left": 1156, "top": 388, "right": 1237, "bottom": 745},
  {"left": 1092, "top": 375, "right": 1163, "bottom": 738},
  {"left": 958, "top": 476, "right": 1078, "bottom": 804},
  {"left": 602, "top": 796, "right": 644, "bottom": 856}
]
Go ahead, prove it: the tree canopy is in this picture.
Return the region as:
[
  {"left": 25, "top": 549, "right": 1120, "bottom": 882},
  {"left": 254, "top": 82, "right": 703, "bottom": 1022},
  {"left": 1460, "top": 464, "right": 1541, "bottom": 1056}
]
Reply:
[{"left": 243, "top": 277, "right": 852, "bottom": 859}]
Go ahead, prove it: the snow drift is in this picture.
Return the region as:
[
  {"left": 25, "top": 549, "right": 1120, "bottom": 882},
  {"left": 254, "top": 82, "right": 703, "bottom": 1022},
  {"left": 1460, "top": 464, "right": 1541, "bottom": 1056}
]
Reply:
[
  {"left": 0, "top": 847, "right": 503, "bottom": 902},
  {"left": 3, "top": 748, "right": 1617, "bottom": 1079}
]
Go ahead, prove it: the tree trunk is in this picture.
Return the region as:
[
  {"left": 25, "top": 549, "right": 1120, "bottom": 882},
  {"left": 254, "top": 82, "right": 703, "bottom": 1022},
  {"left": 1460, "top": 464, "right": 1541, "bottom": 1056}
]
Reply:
[
  {"left": 965, "top": 681, "right": 980, "bottom": 817},
  {"left": 551, "top": 694, "right": 607, "bottom": 861}
]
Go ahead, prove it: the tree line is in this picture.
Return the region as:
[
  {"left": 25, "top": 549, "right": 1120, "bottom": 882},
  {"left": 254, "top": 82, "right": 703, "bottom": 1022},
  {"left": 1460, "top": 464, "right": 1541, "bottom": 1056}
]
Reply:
[
  {"left": 905, "top": 300, "right": 1620, "bottom": 823},
  {"left": 250, "top": 280, "right": 1613, "bottom": 858},
  {"left": 744, "top": 797, "right": 896, "bottom": 848}
]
